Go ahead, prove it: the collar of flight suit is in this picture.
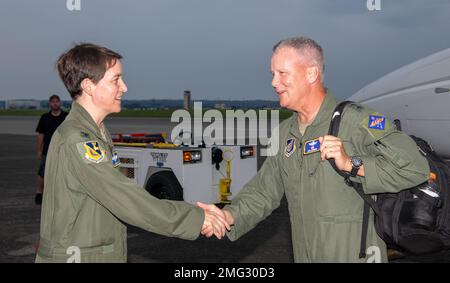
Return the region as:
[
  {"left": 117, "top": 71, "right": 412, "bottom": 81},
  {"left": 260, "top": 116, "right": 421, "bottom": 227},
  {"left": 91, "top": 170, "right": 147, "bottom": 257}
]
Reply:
[
  {"left": 69, "top": 101, "right": 112, "bottom": 146},
  {"left": 288, "top": 91, "right": 337, "bottom": 139}
]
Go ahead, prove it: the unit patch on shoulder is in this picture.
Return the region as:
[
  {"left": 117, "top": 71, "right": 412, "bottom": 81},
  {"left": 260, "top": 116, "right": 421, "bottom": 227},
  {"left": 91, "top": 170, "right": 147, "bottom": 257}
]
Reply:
[
  {"left": 284, "top": 138, "right": 296, "bottom": 157},
  {"left": 360, "top": 112, "right": 393, "bottom": 141},
  {"left": 368, "top": 115, "right": 386, "bottom": 130},
  {"left": 81, "top": 141, "right": 105, "bottom": 163},
  {"left": 303, "top": 138, "right": 321, "bottom": 155}
]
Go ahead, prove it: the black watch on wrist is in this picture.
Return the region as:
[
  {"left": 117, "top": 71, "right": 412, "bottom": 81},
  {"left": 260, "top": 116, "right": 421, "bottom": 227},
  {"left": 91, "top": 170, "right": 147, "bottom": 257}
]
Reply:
[{"left": 350, "top": 156, "right": 363, "bottom": 177}]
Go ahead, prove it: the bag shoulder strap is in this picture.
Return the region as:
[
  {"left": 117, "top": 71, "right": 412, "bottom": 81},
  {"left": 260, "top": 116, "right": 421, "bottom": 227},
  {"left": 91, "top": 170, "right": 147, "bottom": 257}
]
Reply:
[
  {"left": 327, "top": 100, "right": 379, "bottom": 214},
  {"left": 327, "top": 101, "right": 353, "bottom": 138},
  {"left": 327, "top": 101, "right": 380, "bottom": 258},
  {"left": 327, "top": 101, "right": 355, "bottom": 180}
]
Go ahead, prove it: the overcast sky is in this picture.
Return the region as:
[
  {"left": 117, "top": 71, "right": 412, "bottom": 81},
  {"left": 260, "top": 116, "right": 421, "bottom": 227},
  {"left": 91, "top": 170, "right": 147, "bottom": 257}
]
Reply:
[{"left": 1, "top": 0, "right": 449, "bottom": 102}]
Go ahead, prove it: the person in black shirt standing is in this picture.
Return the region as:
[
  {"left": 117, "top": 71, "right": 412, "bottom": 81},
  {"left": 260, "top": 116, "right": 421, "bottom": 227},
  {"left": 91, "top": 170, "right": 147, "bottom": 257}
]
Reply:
[{"left": 35, "top": 95, "right": 68, "bottom": 204}]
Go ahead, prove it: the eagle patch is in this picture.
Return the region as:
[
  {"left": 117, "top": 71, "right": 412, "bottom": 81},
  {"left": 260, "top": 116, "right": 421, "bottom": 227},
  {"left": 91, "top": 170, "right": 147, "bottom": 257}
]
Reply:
[
  {"left": 284, "top": 138, "right": 296, "bottom": 157},
  {"left": 303, "top": 138, "right": 321, "bottom": 155}
]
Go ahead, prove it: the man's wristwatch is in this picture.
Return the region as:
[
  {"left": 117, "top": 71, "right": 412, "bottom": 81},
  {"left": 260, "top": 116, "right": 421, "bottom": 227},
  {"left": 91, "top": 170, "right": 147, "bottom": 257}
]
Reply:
[{"left": 349, "top": 156, "right": 363, "bottom": 177}]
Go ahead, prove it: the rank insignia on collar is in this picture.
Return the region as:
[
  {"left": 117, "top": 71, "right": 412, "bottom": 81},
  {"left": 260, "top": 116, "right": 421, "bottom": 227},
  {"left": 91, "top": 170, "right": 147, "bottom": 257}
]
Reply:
[
  {"left": 112, "top": 150, "right": 120, "bottom": 167},
  {"left": 284, "top": 138, "right": 296, "bottom": 157},
  {"left": 80, "top": 131, "right": 90, "bottom": 139},
  {"left": 83, "top": 141, "right": 105, "bottom": 163},
  {"left": 368, "top": 115, "right": 386, "bottom": 130},
  {"left": 303, "top": 138, "right": 321, "bottom": 155}
]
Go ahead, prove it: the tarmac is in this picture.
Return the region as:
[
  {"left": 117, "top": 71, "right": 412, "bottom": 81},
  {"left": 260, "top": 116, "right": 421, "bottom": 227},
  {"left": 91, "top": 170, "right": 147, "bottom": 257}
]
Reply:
[{"left": 0, "top": 116, "right": 449, "bottom": 263}]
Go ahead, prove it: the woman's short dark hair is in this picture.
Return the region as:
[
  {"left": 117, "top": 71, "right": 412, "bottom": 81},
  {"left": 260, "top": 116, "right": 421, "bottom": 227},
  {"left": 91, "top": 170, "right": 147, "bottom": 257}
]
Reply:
[{"left": 56, "top": 43, "right": 122, "bottom": 99}]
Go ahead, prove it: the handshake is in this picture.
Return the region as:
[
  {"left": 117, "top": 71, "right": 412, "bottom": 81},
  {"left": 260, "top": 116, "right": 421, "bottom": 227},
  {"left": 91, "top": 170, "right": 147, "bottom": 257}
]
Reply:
[{"left": 197, "top": 202, "right": 235, "bottom": 239}]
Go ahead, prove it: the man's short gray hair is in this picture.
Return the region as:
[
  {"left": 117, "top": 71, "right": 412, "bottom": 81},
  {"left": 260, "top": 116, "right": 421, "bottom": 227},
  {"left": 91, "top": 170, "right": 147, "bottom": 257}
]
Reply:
[{"left": 273, "top": 37, "right": 325, "bottom": 81}]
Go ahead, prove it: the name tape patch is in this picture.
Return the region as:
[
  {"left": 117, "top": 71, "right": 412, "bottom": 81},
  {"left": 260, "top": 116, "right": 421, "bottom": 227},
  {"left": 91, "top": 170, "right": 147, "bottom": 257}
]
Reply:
[{"left": 303, "top": 138, "right": 321, "bottom": 155}]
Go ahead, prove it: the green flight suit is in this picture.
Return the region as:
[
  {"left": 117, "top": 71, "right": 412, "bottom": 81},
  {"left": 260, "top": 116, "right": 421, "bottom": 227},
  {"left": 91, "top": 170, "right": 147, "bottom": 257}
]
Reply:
[
  {"left": 36, "top": 102, "right": 204, "bottom": 263},
  {"left": 225, "top": 92, "right": 430, "bottom": 263}
]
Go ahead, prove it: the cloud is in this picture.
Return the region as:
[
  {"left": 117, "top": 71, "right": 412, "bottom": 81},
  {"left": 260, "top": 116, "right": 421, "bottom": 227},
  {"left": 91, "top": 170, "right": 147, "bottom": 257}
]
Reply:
[{"left": 0, "top": 0, "right": 449, "bottom": 101}]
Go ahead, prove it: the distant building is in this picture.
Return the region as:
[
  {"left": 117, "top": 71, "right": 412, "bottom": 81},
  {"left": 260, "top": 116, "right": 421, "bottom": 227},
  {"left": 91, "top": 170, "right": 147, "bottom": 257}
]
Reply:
[
  {"left": 183, "top": 90, "right": 192, "bottom": 110},
  {"left": 5, "top": 99, "right": 41, "bottom": 110},
  {"left": 214, "top": 103, "right": 228, "bottom": 110}
]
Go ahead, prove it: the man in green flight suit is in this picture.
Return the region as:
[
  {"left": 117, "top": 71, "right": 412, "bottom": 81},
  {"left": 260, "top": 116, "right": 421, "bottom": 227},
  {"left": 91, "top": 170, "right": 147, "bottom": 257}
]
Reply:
[
  {"left": 198, "top": 37, "right": 430, "bottom": 262},
  {"left": 36, "top": 43, "right": 229, "bottom": 263}
]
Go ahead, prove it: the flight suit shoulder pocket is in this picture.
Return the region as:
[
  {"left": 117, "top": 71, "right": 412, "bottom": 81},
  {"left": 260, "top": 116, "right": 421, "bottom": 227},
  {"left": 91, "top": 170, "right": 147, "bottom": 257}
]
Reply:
[{"left": 368, "top": 141, "right": 410, "bottom": 169}]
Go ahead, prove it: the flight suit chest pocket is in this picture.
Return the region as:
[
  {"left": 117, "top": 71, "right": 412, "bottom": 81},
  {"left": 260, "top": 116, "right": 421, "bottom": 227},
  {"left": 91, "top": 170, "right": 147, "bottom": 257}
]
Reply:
[
  {"left": 280, "top": 152, "right": 302, "bottom": 204},
  {"left": 281, "top": 162, "right": 290, "bottom": 177},
  {"left": 312, "top": 161, "right": 362, "bottom": 217},
  {"left": 280, "top": 152, "right": 300, "bottom": 177}
]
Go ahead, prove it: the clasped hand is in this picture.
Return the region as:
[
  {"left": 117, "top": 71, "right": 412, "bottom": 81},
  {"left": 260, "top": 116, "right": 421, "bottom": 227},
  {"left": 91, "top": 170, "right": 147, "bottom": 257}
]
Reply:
[{"left": 197, "top": 202, "right": 234, "bottom": 239}]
